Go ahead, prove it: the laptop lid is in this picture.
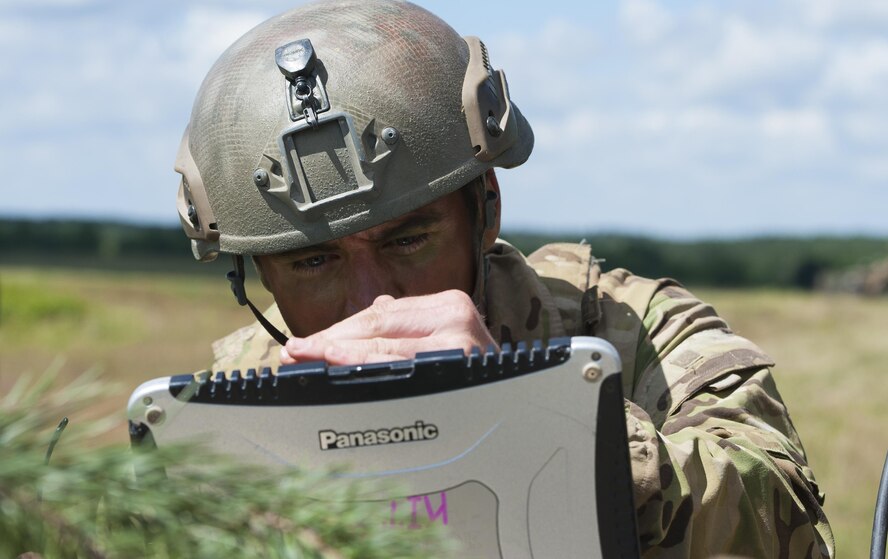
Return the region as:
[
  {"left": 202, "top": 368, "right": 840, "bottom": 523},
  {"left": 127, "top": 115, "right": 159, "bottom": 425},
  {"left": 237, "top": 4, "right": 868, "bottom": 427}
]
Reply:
[{"left": 128, "top": 336, "right": 640, "bottom": 558}]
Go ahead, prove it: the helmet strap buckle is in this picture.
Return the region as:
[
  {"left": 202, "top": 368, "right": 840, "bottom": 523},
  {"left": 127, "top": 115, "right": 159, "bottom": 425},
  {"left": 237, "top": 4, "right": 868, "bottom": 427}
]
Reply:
[
  {"left": 226, "top": 255, "right": 289, "bottom": 345},
  {"left": 226, "top": 255, "right": 249, "bottom": 306}
]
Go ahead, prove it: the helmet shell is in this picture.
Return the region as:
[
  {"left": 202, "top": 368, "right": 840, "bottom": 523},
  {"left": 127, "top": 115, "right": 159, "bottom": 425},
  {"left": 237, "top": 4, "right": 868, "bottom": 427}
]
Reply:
[{"left": 175, "top": 0, "right": 533, "bottom": 260}]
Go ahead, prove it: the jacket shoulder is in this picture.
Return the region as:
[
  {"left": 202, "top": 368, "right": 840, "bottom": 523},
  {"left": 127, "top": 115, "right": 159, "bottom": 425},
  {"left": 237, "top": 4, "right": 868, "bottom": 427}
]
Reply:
[
  {"left": 525, "top": 242, "right": 598, "bottom": 290},
  {"left": 525, "top": 243, "right": 773, "bottom": 413},
  {"left": 524, "top": 242, "right": 666, "bottom": 339},
  {"left": 525, "top": 242, "right": 665, "bottom": 313}
]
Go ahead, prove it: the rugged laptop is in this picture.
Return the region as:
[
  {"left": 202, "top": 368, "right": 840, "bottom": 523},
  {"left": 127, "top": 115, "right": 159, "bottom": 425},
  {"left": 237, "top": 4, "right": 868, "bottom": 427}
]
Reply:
[{"left": 128, "top": 336, "right": 640, "bottom": 558}]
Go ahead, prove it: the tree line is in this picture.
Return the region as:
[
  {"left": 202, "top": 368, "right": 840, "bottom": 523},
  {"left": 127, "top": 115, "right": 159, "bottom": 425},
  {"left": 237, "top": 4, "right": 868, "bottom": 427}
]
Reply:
[{"left": 2, "top": 218, "right": 887, "bottom": 288}]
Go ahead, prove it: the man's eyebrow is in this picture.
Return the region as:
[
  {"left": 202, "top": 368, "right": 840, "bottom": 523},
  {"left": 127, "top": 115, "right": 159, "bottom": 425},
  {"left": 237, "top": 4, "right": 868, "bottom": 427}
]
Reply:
[
  {"left": 368, "top": 211, "right": 445, "bottom": 242},
  {"left": 269, "top": 209, "right": 446, "bottom": 260},
  {"left": 270, "top": 241, "right": 339, "bottom": 261}
]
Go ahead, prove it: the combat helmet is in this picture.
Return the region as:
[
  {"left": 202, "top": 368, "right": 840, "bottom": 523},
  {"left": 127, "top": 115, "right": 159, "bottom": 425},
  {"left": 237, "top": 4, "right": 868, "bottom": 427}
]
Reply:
[{"left": 174, "top": 0, "right": 534, "bottom": 340}]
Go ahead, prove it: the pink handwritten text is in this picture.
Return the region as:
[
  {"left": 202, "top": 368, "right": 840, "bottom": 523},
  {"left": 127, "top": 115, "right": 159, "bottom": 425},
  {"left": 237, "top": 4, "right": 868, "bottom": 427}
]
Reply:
[{"left": 388, "top": 491, "right": 448, "bottom": 528}]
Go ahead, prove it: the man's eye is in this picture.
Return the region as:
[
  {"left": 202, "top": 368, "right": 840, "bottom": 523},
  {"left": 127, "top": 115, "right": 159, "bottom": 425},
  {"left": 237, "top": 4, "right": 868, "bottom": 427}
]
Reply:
[
  {"left": 389, "top": 233, "right": 429, "bottom": 256},
  {"left": 395, "top": 233, "right": 429, "bottom": 246},
  {"left": 292, "top": 254, "right": 330, "bottom": 270}
]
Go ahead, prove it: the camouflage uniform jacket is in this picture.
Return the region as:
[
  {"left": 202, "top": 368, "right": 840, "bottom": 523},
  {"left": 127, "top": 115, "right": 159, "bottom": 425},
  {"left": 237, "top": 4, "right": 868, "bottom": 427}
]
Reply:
[{"left": 211, "top": 241, "right": 835, "bottom": 558}]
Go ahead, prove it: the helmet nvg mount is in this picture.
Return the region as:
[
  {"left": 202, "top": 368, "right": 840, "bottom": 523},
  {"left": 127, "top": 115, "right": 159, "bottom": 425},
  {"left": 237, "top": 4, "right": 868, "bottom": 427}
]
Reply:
[{"left": 175, "top": 0, "right": 533, "bottom": 262}]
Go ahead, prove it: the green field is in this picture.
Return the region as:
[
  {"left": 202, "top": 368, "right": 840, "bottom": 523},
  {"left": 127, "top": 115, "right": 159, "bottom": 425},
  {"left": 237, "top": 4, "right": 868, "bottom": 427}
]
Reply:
[{"left": 1, "top": 266, "right": 885, "bottom": 557}]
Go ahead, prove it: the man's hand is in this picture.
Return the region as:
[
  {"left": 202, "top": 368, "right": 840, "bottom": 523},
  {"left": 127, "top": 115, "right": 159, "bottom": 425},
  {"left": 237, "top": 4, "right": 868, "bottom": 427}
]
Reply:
[{"left": 280, "top": 290, "right": 497, "bottom": 365}]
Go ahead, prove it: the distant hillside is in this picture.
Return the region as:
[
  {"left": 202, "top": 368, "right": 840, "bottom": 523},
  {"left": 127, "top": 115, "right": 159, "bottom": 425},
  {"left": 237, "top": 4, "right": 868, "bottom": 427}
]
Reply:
[
  {"left": 0, "top": 218, "right": 228, "bottom": 275},
  {"left": 506, "top": 232, "right": 888, "bottom": 288},
  {"left": 2, "top": 218, "right": 887, "bottom": 288}
]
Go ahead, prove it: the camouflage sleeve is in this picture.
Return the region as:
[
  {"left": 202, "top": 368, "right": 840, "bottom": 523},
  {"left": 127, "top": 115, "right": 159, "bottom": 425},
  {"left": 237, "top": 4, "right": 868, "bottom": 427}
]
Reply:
[{"left": 625, "top": 284, "right": 835, "bottom": 558}]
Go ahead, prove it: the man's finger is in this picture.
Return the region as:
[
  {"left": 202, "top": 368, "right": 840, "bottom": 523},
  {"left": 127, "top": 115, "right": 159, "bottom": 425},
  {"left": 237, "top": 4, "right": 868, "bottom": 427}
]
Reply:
[
  {"left": 323, "top": 336, "right": 416, "bottom": 365},
  {"left": 281, "top": 336, "right": 412, "bottom": 365},
  {"left": 289, "top": 336, "right": 469, "bottom": 365},
  {"left": 282, "top": 336, "right": 325, "bottom": 363},
  {"left": 309, "top": 290, "right": 478, "bottom": 342},
  {"left": 324, "top": 344, "right": 409, "bottom": 365},
  {"left": 373, "top": 294, "right": 396, "bottom": 305}
]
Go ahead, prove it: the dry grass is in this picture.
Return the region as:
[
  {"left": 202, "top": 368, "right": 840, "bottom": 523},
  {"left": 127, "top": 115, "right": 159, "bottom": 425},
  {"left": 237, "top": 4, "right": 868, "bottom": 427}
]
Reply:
[
  {"left": 1, "top": 266, "right": 883, "bottom": 557},
  {"left": 0, "top": 266, "right": 274, "bottom": 444}
]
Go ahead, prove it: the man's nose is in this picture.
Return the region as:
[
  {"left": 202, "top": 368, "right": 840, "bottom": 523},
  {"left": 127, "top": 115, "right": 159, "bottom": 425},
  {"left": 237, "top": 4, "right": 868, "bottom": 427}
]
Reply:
[{"left": 343, "top": 258, "right": 399, "bottom": 317}]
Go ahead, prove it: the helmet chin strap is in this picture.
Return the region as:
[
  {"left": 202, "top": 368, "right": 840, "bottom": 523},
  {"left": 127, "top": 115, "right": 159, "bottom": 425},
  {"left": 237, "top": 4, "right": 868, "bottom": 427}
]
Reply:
[{"left": 226, "top": 255, "right": 289, "bottom": 345}]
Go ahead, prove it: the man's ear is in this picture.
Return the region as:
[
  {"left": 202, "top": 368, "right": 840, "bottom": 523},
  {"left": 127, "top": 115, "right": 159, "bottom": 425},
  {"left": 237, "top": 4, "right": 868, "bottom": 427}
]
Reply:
[{"left": 481, "top": 169, "right": 502, "bottom": 251}]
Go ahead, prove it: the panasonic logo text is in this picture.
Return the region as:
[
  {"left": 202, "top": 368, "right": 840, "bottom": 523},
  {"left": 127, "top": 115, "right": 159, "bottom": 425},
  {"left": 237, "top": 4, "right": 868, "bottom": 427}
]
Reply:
[{"left": 319, "top": 421, "right": 439, "bottom": 451}]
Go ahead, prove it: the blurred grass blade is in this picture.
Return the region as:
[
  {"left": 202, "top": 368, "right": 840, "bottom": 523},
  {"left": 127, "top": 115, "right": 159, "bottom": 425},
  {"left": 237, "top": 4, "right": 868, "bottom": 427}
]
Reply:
[
  {"left": 44, "top": 417, "right": 68, "bottom": 465},
  {"left": 0, "top": 369, "right": 456, "bottom": 559}
]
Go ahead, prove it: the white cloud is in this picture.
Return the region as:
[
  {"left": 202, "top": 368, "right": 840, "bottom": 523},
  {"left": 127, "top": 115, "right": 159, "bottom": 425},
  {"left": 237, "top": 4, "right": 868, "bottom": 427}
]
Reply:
[
  {"left": 531, "top": 108, "right": 603, "bottom": 151},
  {"left": 0, "top": 5, "right": 268, "bottom": 132},
  {"left": 816, "top": 40, "right": 888, "bottom": 102},
  {"left": 759, "top": 109, "right": 831, "bottom": 144},
  {"left": 796, "top": 0, "right": 888, "bottom": 28},
  {"left": 855, "top": 157, "right": 888, "bottom": 182},
  {"left": 177, "top": 6, "right": 268, "bottom": 78},
  {"left": 2, "top": 0, "right": 886, "bottom": 236},
  {"left": 0, "top": 2, "right": 274, "bottom": 222},
  {"left": 0, "top": 20, "right": 31, "bottom": 46},
  {"left": 658, "top": 17, "right": 823, "bottom": 102},
  {"left": 838, "top": 111, "right": 888, "bottom": 144},
  {"left": 532, "top": 104, "right": 834, "bottom": 158},
  {"left": 501, "top": 0, "right": 884, "bottom": 233},
  {"left": 487, "top": 18, "right": 597, "bottom": 107},
  {"left": 0, "top": 0, "right": 99, "bottom": 7},
  {"left": 619, "top": 0, "right": 673, "bottom": 45}
]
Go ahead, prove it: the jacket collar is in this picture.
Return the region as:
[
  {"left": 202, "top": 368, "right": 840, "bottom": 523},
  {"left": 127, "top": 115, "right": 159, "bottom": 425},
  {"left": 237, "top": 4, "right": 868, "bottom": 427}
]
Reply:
[{"left": 479, "top": 241, "right": 567, "bottom": 346}]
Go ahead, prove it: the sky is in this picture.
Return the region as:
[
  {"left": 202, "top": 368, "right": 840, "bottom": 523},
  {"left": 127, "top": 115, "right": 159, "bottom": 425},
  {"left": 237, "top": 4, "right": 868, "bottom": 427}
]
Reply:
[{"left": 1, "top": 0, "right": 886, "bottom": 238}]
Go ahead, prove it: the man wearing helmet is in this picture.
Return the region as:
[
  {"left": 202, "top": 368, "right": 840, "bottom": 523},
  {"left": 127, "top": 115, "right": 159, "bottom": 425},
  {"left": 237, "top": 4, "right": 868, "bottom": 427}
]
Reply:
[{"left": 175, "top": 1, "right": 834, "bottom": 556}]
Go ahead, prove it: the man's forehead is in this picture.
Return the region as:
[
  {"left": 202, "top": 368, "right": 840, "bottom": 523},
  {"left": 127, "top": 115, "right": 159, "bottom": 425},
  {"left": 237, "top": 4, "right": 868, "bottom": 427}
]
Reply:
[
  {"left": 354, "top": 202, "right": 447, "bottom": 240},
  {"left": 269, "top": 197, "right": 456, "bottom": 258}
]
